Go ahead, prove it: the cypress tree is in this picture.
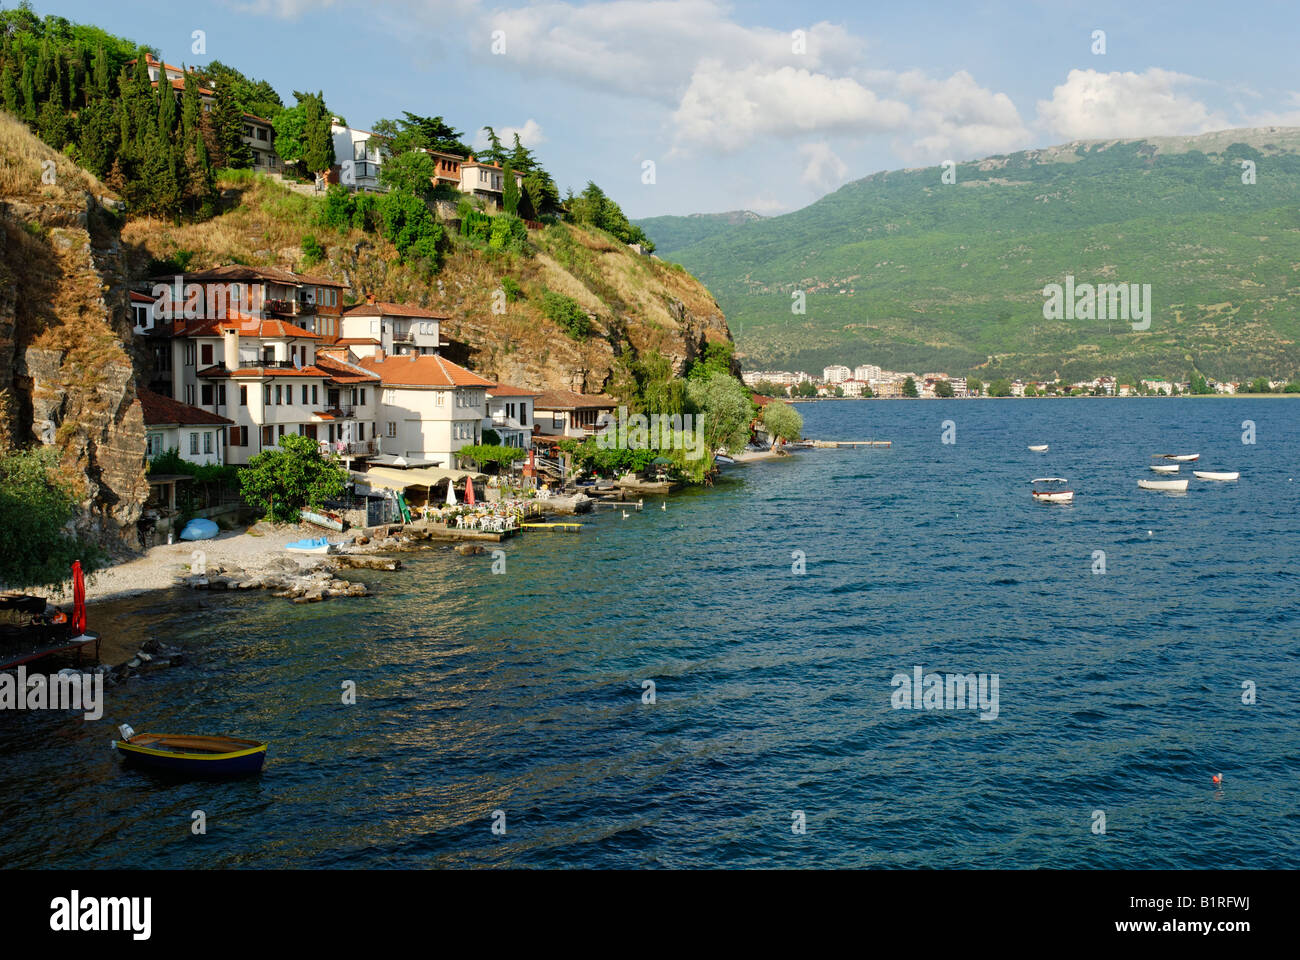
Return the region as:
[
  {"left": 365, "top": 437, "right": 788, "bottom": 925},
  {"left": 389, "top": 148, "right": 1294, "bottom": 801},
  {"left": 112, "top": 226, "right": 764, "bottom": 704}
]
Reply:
[
  {"left": 20, "top": 56, "right": 36, "bottom": 123},
  {"left": 1, "top": 54, "right": 19, "bottom": 115},
  {"left": 181, "top": 70, "right": 200, "bottom": 143},
  {"left": 92, "top": 45, "right": 109, "bottom": 98},
  {"left": 303, "top": 91, "right": 334, "bottom": 176},
  {"left": 212, "top": 80, "right": 251, "bottom": 168},
  {"left": 502, "top": 161, "right": 519, "bottom": 215},
  {"left": 158, "top": 69, "right": 178, "bottom": 137}
]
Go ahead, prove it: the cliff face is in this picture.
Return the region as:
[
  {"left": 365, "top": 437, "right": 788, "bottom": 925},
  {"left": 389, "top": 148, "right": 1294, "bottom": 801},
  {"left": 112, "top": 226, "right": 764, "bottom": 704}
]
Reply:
[
  {"left": 0, "top": 112, "right": 147, "bottom": 555},
  {"left": 121, "top": 173, "right": 733, "bottom": 396}
]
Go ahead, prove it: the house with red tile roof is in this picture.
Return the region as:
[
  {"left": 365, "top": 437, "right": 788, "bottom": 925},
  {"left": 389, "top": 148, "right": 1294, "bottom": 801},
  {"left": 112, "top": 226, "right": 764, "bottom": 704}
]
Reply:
[
  {"left": 126, "top": 54, "right": 215, "bottom": 111},
  {"left": 139, "top": 388, "right": 233, "bottom": 467},
  {"left": 532, "top": 390, "right": 618, "bottom": 439},
  {"left": 340, "top": 296, "right": 450, "bottom": 357},
  {"left": 355, "top": 352, "right": 494, "bottom": 467},
  {"left": 137, "top": 265, "right": 381, "bottom": 466}
]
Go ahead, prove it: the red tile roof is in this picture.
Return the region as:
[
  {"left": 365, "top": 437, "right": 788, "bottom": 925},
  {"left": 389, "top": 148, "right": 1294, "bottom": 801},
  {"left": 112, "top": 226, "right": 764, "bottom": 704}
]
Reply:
[
  {"left": 532, "top": 390, "right": 618, "bottom": 411},
  {"left": 180, "top": 318, "right": 320, "bottom": 339},
  {"left": 342, "top": 301, "right": 448, "bottom": 320},
  {"left": 181, "top": 264, "right": 347, "bottom": 288},
  {"left": 487, "top": 383, "right": 542, "bottom": 397},
  {"left": 138, "top": 388, "right": 232, "bottom": 426},
  {"left": 314, "top": 352, "right": 381, "bottom": 384},
  {"left": 358, "top": 353, "right": 494, "bottom": 388}
]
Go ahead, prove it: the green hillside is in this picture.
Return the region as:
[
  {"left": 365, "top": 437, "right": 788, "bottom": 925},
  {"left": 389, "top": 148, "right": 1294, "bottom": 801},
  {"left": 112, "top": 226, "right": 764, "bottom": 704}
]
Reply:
[
  {"left": 642, "top": 129, "right": 1300, "bottom": 382},
  {"left": 633, "top": 209, "right": 765, "bottom": 255}
]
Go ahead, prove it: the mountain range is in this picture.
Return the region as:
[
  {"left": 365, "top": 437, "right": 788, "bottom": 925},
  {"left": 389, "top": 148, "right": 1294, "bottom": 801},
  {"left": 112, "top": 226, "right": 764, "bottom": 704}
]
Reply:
[{"left": 635, "top": 127, "right": 1300, "bottom": 382}]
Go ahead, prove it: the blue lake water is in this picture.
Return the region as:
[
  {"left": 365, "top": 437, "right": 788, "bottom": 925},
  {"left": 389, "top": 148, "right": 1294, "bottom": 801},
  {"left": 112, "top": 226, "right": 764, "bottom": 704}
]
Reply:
[{"left": 2, "top": 398, "right": 1298, "bottom": 868}]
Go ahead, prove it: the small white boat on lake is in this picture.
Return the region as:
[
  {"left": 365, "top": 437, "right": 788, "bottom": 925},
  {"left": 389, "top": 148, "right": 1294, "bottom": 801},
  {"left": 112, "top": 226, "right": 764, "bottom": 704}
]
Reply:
[
  {"left": 1139, "top": 478, "right": 1189, "bottom": 492},
  {"left": 1028, "top": 444, "right": 1049, "bottom": 452},
  {"left": 285, "top": 536, "right": 335, "bottom": 554},
  {"left": 1031, "top": 478, "right": 1073, "bottom": 503},
  {"left": 1150, "top": 464, "right": 1180, "bottom": 474},
  {"left": 1166, "top": 454, "right": 1200, "bottom": 462},
  {"left": 1193, "top": 470, "right": 1239, "bottom": 481}
]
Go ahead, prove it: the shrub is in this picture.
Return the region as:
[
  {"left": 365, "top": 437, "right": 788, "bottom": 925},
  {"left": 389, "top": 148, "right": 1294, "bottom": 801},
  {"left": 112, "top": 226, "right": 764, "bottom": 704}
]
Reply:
[
  {"left": 542, "top": 290, "right": 592, "bottom": 340},
  {"left": 301, "top": 234, "right": 325, "bottom": 267},
  {"left": 500, "top": 276, "right": 522, "bottom": 302}
]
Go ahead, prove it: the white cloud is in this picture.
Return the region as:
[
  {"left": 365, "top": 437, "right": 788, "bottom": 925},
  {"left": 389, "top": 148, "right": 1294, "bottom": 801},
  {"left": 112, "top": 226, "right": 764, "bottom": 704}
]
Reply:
[
  {"left": 1240, "top": 92, "right": 1300, "bottom": 127},
  {"left": 798, "top": 142, "right": 849, "bottom": 193},
  {"left": 672, "top": 61, "right": 910, "bottom": 151},
  {"left": 1036, "top": 68, "right": 1227, "bottom": 140},
  {"left": 894, "top": 70, "right": 1032, "bottom": 162},
  {"left": 474, "top": 118, "right": 546, "bottom": 150}
]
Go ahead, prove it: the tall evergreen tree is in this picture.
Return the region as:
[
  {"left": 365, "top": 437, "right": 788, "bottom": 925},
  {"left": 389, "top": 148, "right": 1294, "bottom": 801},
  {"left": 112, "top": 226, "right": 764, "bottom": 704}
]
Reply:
[
  {"left": 91, "top": 44, "right": 109, "bottom": 98},
  {"left": 1, "top": 50, "right": 20, "bottom": 115},
  {"left": 478, "top": 125, "right": 505, "bottom": 165},
  {"left": 502, "top": 160, "right": 519, "bottom": 215},
  {"left": 302, "top": 90, "right": 334, "bottom": 175},
  {"left": 180, "top": 69, "right": 200, "bottom": 143},
  {"left": 19, "top": 57, "right": 36, "bottom": 123},
  {"left": 212, "top": 79, "right": 252, "bottom": 169}
]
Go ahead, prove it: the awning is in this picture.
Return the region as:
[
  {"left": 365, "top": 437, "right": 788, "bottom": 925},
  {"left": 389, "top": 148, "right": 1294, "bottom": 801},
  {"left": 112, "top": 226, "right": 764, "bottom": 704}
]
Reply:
[{"left": 352, "top": 465, "right": 487, "bottom": 492}]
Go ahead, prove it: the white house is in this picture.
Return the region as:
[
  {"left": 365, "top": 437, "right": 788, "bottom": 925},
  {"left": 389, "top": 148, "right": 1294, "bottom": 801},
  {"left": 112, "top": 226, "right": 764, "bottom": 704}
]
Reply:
[
  {"left": 330, "top": 122, "right": 386, "bottom": 191},
  {"left": 484, "top": 384, "right": 538, "bottom": 450},
  {"left": 532, "top": 390, "right": 617, "bottom": 439},
  {"left": 139, "top": 388, "right": 232, "bottom": 467},
  {"left": 823, "top": 365, "right": 851, "bottom": 384},
  {"left": 358, "top": 352, "right": 495, "bottom": 468},
  {"left": 243, "top": 113, "right": 280, "bottom": 173},
  {"left": 340, "top": 299, "right": 449, "bottom": 357}
]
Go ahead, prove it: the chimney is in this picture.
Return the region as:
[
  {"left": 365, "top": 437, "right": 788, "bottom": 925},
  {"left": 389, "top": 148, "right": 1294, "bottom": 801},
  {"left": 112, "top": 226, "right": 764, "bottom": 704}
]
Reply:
[
  {"left": 222, "top": 326, "right": 240, "bottom": 371},
  {"left": 366, "top": 292, "right": 376, "bottom": 305}
]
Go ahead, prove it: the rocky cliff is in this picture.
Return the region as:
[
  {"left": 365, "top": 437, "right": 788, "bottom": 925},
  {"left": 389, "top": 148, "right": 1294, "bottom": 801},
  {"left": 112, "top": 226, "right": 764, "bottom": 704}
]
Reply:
[{"left": 0, "top": 112, "right": 147, "bottom": 555}]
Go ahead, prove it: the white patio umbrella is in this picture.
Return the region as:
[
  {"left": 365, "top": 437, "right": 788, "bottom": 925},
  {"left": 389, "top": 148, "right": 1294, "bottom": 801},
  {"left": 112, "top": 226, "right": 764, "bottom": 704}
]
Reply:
[{"left": 445, "top": 478, "right": 457, "bottom": 506}]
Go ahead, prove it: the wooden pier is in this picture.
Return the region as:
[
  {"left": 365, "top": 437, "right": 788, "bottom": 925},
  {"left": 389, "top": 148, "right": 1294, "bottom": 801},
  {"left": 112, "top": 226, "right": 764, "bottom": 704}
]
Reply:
[
  {"left": 520, "top": 522, "right": 583, "bottom": 532},
  {"left": 810, "top": 440, "right": 892, "bottom": 448}
]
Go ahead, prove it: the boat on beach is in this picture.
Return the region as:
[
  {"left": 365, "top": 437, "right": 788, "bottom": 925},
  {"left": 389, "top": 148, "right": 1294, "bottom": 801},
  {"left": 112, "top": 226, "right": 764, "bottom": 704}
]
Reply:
[
  {"left": 1150, "top": 464, "right": 1180, "bottom": 473},
  {"left": 1028, "top": 444, "right": 1049, "bottom": 452},
  {"left": 1193, "top": 470, "right": 1239, "bottom": 481},
  {"left": 285, "top": 536, "right": 335, "bottom": 554},
  {"left": 1139, "top": 478, "right": 1189, "bottom": 491},
  {"left": 112, "top": 725, "right": 267, "bottom": 777},
  {"left": 1031, "top": 477, "right": 1073, "bottom": 503}
]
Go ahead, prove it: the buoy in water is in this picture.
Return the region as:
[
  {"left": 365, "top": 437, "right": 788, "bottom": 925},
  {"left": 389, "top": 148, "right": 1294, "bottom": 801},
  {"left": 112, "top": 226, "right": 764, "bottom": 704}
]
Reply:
[{"left": 1212, "top": 773, "right": 1223, "bottom": 785}]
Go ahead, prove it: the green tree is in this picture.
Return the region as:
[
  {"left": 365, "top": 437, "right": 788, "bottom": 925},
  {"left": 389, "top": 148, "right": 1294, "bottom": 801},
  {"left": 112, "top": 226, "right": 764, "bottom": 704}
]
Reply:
[
  {"left": 966, "top": 377, "right": 983, "bottom": 396},
  {"left": 238, "top": 433, "right": 346, "bottom": 523},
  {"left": 989, "top": 378, "right": 1013, "bottom": 397},
  {"left": 762, "top": 400, "right": 803, "bottom": 441},
  {"left": 379, "top": 149, "right": 435, "bottom": 196},
  {"left": 457, "top": 443, "right": 527, "bottom": 473},
  {"left": 212, "top": 77, "right": 253, "bottom": 169},
  {"left": 302, "top": 90, "right": 334, "bottom": 175},
  {"left": 1247, "top": 377, "right": 1271, "bottom": 394},
  {"left": 902, "top": 376, "right": 918, "bottom": 397},
  {"left": 686, "top": 371, "right": 752, "bottom": 462},
  {"left": 502, "top": 160, "right": 519, "bottom": 215},
  {"left": 933, "top": 379, "right": 954, "bottom": 397},
  {"left": 0, "top": 447, "right": 105, "bottom": 589},
  {"left": 541, "top": 290, "right": 592, "bottom": 340}
]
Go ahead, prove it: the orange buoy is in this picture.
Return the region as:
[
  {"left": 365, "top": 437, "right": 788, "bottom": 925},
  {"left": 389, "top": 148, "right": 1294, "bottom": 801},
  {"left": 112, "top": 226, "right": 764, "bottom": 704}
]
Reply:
[{"left": 1211, "top": 773, "right": 1223, "bottom": 785}]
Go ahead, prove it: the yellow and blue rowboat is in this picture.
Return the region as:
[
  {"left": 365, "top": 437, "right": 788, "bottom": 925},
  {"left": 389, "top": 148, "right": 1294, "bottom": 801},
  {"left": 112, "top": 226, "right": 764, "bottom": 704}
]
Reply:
[{"left": 113, "top": 733, "right": 268, "bottom": 777}]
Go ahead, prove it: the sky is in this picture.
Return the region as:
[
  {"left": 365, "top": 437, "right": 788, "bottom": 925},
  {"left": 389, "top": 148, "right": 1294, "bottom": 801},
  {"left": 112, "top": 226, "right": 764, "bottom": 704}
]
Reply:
[{"left": 25, "top": 0, "right": 1300, "bottom": 218}]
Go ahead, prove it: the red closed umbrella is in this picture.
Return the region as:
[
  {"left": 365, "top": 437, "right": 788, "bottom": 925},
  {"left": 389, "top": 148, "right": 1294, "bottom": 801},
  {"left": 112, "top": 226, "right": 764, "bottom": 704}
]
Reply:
[
  {"left": 464, "top": 475, "right": 476, "bottom": 507},
  {"left": 71, "top": 560, "right": 86, "bottom": 635}
]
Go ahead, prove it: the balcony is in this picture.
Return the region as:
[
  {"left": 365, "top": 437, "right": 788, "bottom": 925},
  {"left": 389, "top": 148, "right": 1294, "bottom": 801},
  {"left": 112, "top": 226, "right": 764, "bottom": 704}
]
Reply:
[{"left": 265, "top": 298, "right": 316, "bottom": 317}]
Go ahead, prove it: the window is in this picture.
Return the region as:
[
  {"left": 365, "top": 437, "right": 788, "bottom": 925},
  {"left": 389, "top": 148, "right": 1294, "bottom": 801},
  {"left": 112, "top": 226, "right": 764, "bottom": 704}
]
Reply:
[
  {"left": 383, "top": 390, "right": 395, "bottom": 405},
  {"left": 146, "top": 434, "right": 162, "bottom": 456},
  {"left": 263, "top": 385, "right": 272, "bottom": 405},
  {"left": 256, "top": 128, "right": 267, "bottom": 141},
  {"left": 275, "top": 385, "right": 283, "bottom": 405},
  {"left": 262, "top": 425, "right": 273, "bottom": 447},
  {"left": 243, "top": 125, "right": 254, "bottom": 138},
  {"left": 301, "top": 385, "right": 309, "bottom": 405},
  {"left": 553, "top": 412, "right": 565, "bottom": 429},
  {"left": 201, "top": 384, "right": 214, "bottom": 405},
  {"left": 203, "top": 432, "right": 213, "bottom": 455},
  {"left": 200, "top": 344, "right": 213, "bottom": 366},
  {"left": 312, "top": 385, "right": 319, "bottom": 405},
  {"left": 185, "top": 384, "right": 195, "bottom": 406},
  {"left": 520, "top": 405, "right": 528, "bottom": 427},
  {"left": 360, "top": 389, "right": 366, "bottom": 405},
  {"left": 277, "top": 425, "right": 285, "bottom": 442},
  {"left": 189, "top": 432, "right": 199, "bottom": 454},
  {"left": 240, "top": 386, "right": 248, "bottom": 406},
  {"left": 185, "top": 342, "right": 196, "bottom": 365},
  {"left": 436, "top": 391, "right": 445, "bottom": 407},
  {"left": 217, "top": 384, "right": 227, "bottom": 406},
  {"left": 386, "top": 422, "right": 396, "bottom": 438}
]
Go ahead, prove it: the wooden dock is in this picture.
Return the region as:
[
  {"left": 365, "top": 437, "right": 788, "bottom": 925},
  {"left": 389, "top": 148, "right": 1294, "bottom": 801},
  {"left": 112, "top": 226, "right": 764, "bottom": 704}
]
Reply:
[
  {"left": 521, "top": 522, "right": 583, "bottom": 532},
  {"left": 810, "top": 440, "right": 892, "bottom": 448}
]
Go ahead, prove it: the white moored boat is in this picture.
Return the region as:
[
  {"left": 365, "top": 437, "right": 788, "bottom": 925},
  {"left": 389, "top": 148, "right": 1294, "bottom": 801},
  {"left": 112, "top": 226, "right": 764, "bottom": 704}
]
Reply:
[
  {"left": 1028, "top": 444, "right": 1049, "bottom": 452},
  {"left": 1150, "top": 464, "right": 1180, "bottom": 474},
  {"left": 1031, "top": 478, "right": 1073, "bottom": 503},
  {"left": 1193, "top": 470, "right": 1239, "bottom": 481},
  {"left": 1138, "top": 478, "right": 1189, "bottom": 491},
  {"left": 1166, "top": 454, "right": 1200, "bottom": 462}
]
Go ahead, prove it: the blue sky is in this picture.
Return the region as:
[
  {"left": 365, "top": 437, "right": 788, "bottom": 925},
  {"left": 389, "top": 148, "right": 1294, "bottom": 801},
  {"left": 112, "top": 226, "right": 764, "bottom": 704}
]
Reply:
[{"left": 27, "top": 0, "right": 1300, "bottom": 218}]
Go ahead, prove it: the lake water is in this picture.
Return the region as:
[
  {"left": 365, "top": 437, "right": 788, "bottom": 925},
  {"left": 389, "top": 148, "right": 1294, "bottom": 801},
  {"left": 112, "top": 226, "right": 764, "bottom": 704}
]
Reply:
[{"left": 2, "top": 399, "right": 1298, "bottom": 868}]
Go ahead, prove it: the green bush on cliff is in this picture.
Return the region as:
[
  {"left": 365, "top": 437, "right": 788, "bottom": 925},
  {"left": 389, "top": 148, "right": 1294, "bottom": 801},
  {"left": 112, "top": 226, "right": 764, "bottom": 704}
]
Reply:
[{"left": 0, "top": 447, "right": 105, "bottom": 589}]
